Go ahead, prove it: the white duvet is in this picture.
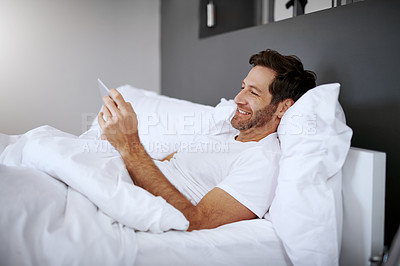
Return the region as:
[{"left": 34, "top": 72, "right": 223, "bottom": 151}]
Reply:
[{"left": 0, "top": 125, "right": 189, "bottom": 266}]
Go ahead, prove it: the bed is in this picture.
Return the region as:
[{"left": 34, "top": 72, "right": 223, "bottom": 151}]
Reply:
[
  {"left": 0, "top": 83, "right": 385, "bottom": 266},
  {"left": 134, "top": 146, "right": 386, "bottom": 266}
]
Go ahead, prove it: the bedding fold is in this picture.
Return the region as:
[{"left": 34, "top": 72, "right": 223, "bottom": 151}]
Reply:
[
  {"left": 0, "top": 125, "right": 189, "bottom": 265},
  {"left": 0, "top": 164, "right": 138, "bottom": 266},
  {"left": 0, "top": 125, "right": 188, "bottom": 233}
]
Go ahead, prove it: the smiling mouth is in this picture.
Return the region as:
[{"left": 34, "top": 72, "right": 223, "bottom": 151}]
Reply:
[{"left": 237, "top": 108, "right": 251, "bottom": 115}]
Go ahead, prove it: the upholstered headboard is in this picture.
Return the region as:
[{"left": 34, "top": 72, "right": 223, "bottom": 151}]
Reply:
[{"left": 341, "top": 147, "right": 386, "bottom": 265}]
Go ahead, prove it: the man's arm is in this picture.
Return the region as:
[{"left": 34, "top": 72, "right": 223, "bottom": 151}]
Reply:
[
  {"left": 98, "top": 89, "right": 256, "bottom": 231},
  {"left": 119, "top": 135, "right": 256, "bottom": 231}
]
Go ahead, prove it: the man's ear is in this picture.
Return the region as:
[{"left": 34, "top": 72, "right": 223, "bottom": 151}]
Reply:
[{"left": 276, "top": 98, "right": 294, "bottom": 119}]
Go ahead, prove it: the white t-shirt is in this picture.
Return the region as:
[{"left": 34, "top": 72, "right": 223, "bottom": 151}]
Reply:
[{"left": 154, "top": 133, "right": 281, "bottom": 218}]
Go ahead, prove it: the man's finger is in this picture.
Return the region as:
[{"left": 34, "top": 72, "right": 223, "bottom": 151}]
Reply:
[
  {"left": 103, "top": 95, "right": 119, "bottom": 117},
  {"left": 98, "top": 112, "right": 106, "bottom": 127},
  {"left": 109, "top": 88, "right": 128, "bottom": 108},
  {"left": 102, "top": 105, "right": 112, "bottom": 121}
]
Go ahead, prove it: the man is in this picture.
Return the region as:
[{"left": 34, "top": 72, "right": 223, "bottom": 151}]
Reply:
[{"left": 98, "top": 49, "right": 316, "bottom": 231}]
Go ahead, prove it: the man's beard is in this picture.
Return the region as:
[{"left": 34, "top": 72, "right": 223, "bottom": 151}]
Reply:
[{"left": 231, "top": 103, "right": 278, "bottom": 131}]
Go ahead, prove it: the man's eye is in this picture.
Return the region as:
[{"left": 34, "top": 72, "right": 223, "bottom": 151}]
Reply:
[
  {"left": 240, "top": 87, "right": 244, "bottom": 90},
  {"left": 251, "top": 91, "right": 258, "bottom": 96}
]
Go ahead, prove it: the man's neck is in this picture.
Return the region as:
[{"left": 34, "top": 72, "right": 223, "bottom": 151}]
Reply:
[{"left": 235, "top": 128, "right": 275, "bottom": 142}]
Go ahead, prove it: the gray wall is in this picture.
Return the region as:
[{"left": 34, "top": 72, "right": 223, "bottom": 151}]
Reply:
[
  {"left": 161, "top": 0, "right": 400, "bottom": 247},
  {"left": 0, "top": 0, "right": 160, "bottom": 135}
]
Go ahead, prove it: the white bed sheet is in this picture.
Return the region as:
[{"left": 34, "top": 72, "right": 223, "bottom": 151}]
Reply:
[
  {"left": 0, "top": 127, "right": 291, "bottom": 266},
  {"left": 0, "top": 164, "right": 138, "bottom": 266},
  {"left": 135, "top": 219, "right": 292, "bottom": 266},
  {"left": 0, "top": 161, "right": 291, "bottom": 266}
]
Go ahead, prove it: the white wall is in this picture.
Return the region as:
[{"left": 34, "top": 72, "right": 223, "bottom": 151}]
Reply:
[{"left": 0, "top": 0, "right": 160, "bottom": 135}]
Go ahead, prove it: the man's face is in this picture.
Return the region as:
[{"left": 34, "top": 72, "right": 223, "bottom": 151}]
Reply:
[{"left": 231, "top": 66, "right": 278, "bottom": 131}]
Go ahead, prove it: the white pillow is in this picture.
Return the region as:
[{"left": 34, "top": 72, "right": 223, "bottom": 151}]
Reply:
[
  {"left": 269, "top": 83, "right": 353, "bottom": 266},
  {"left": 85, "top": 85, "right": 237, "bottom": 160}
]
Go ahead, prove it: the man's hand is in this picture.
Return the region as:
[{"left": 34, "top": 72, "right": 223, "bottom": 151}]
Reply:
[{"left": 98, "top": 89, "right": 139, "bottom": 155}]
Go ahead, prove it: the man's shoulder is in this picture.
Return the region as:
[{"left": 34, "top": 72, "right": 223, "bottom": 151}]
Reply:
[
  {"left": 232, "top": 140, "right": 281, "bottom": 168},
  {"left": 244, "top": 132, "right": 281, "bottom": 152}
]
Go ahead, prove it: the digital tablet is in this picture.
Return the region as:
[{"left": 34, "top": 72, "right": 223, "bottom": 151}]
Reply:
[{"left": 98, "top": 78, "right": 110, "bottom": 99}]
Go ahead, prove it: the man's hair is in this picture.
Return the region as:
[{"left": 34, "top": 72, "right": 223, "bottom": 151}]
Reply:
[{"left": 249, "top": 49, "right": 317, "bottom": 104}]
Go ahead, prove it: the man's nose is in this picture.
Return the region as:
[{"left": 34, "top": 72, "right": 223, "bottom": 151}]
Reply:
[{"left": 234, "top": 89, "right": 247, "bottom": 105}]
